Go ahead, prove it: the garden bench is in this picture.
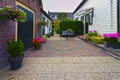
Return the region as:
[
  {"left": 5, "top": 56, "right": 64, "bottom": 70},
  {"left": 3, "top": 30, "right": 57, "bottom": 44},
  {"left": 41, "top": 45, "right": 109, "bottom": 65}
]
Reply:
[{"left": 61, "top": 31, "right": 75, "bottom": 40}]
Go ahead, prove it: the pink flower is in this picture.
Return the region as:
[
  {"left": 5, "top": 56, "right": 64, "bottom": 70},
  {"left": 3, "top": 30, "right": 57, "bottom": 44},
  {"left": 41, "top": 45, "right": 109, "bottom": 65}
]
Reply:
[
  {"left": 89, "top": 30, "right": 92, "bottom": 32},
  {"left": 103, "top": 34, "right": 111, "bottom": 38},
  {"left": 35, "top": 37, "right": 46, "bottom": 43},
  {"left": 94, "top": 30, "right": 97, "bottom": 33},
  {"left": 103, "top": 33, "right": 120, "bottom": 38}
]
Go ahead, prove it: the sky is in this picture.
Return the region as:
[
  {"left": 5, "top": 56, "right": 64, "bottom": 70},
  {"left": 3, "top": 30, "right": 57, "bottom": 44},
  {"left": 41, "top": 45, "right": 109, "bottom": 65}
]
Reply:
[{"left": 42, "top": 0, "right": 82, "bottom": 13}]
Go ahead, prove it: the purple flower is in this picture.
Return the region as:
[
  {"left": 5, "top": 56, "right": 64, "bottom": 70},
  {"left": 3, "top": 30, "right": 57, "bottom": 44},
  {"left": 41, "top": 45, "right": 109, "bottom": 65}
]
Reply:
[
  {"left": 103, "top": 33, "right": 111, "bottom": 38},
  {"left": 103, "top": 33, "right": 120, "bottom": 39},
  {"left": 35, "top": 37, "right": 46, "bottom": 43},
  {"left": 94, "top": 30, "right": 97, "bottom": 33},
  {"left": 88, "top": 30, "right": 93, "bottom": 33},
  {"left": 111, "top": 33, "right": 120, "bottom": 39}
]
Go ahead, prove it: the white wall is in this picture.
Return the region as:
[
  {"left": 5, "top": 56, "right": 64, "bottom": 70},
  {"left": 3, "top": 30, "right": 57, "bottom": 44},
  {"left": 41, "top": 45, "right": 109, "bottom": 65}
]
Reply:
[
  {"left": 74, "top": 0, "right": 117, "bottom": 35},
  {"left": 41, "top": 14, "right": 52, "bottom": 35}
]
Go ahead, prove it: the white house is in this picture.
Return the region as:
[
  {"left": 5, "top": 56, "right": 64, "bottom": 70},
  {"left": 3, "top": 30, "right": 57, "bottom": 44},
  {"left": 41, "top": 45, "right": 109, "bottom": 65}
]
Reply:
[
  {"left": 73, "top": 0, "right": 120, "bottom": 35},
  {"left": 40, "top": 9, "right": 52, "bottom": 36}
]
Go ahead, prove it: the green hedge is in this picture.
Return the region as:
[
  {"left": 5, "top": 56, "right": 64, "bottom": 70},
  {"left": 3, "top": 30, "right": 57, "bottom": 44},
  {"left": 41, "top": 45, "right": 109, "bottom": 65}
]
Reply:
[{"left": 59, "top": 21, "right": 84, "bottom": 35}]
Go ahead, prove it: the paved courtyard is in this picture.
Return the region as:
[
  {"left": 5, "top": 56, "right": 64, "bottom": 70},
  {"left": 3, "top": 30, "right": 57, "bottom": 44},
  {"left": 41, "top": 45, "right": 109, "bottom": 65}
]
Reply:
[
  {"left": 24, "top": 36, "right": 107, "bottom": 57},
  {"left": 0, "top": 35, "right": 120, "bottom": 80}
]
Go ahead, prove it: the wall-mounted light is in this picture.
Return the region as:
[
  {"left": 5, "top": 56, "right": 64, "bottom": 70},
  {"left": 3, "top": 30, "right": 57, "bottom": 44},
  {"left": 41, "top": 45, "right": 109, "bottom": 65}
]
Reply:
[
  {"left": 28, "top": 0, "right": 34, "bottom": 4},
  {"left": 0, "top": 0, "right": 3, "bottom": 2}
]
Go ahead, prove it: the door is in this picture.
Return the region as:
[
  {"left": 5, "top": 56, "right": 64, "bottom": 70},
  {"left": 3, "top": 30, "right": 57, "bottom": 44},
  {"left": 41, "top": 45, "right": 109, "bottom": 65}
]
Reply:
[
  {"left": 17, "top": 6, "right": 33, "bottom": 51},
  {"left": 85, "top": 14, "right": 89, "bottom": 34},
  {"left": 118, "top": 0, "right": 120, "bottom": 32}
]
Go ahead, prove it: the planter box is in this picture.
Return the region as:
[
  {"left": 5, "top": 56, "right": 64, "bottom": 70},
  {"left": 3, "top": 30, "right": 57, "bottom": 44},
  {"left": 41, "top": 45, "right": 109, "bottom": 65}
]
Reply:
[
  {"left": 104, "top": 42, "right": 109, "bottom": 48},
  {"left": 104, "top": 42, "right": 120, "bottom": 49},
  {"left": 8, "top": 55, "right": 24, "bottom": 70}
]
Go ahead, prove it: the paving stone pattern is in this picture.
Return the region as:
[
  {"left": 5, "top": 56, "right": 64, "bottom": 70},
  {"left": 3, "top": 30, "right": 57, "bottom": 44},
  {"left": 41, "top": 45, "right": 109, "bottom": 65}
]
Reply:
[
  {"left": 0, "top": 35, "right": 120, "bottom": 80},
  {"left": 24, "top": 36, "right": 108, "bottom": 57},
  {"left": 0, "top": 57, "right": 120, "bottom": 80}
]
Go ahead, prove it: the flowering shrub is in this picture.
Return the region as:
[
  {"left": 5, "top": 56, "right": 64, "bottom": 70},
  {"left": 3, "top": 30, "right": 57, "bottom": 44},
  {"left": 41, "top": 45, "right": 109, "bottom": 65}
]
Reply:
[
  {"left": 103, "top": 33, "right": 120, "bottom": 42},
  {"left": 0, "top": 6, "right": 26, "bottom": 22},
  {"left": 88, "top": 30, "right": 98, "bottom": 37},
  {"left": 42, "top": 35, "right": 47, "bottom": 39},
  {"left": 32, "top": 38, "right": 41, "bottom": 48},
  {"left": 35, "top": 37, "right": 46, "bottom": 43}
]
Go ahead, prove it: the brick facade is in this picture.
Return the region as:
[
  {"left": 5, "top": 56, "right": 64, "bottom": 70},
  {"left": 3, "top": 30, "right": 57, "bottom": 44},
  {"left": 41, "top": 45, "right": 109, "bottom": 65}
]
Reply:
[{"left": 0, "top": 0, "right": 42, "bottom": 69}]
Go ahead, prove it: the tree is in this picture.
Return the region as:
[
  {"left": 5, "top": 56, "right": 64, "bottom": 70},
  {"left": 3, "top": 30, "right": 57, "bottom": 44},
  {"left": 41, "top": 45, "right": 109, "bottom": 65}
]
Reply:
[
  {"left": 53, "top": 19, "right": 60, "bottom": 33},
  {"left": 57, "top": 13, "right": 68, "bottom": 21}
]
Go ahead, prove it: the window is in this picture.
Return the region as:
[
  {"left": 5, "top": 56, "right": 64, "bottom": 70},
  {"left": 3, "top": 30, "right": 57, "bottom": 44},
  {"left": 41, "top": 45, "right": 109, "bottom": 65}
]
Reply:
[
  {"left": 89, "top": 12, "right": 93, "bottom": 25},
  {"left": 75, "top": 17, "right": 79, "bottom": 21},
  {"left": 81, "top": 15, "right": 84, "bottom": 21},
  {"left": 47, "top": 20, "right": 49, "bottom": 27},
  {"left": 85, "top": 14, "right": 89, "bottom": 23},
  {"left": 85, "top": 9, "right": 94, "bottom": 25},
  {"left": 43, "top": 17, "right": 45, "bottom": 21}
]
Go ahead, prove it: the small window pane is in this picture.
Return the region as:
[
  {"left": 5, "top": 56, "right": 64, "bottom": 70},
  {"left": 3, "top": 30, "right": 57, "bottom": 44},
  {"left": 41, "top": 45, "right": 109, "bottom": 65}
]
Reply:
[
  {"left": 89, "top": 12, "right": 93, "bottom": 25},
  {"left": 85, "top": 14, "right": 89, "bottom": 23},
  {"left": 81, "top": 16, "right": 84, "bottom": 21}
]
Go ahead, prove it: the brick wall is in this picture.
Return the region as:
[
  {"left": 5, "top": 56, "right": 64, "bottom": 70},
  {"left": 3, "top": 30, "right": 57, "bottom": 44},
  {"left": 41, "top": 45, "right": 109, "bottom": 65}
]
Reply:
[
  {"left": 0, "top": 0, "right": 42, "bottom": 69},
  {"left": 0, "top": 0, "right": 16, "bottom": 69}
]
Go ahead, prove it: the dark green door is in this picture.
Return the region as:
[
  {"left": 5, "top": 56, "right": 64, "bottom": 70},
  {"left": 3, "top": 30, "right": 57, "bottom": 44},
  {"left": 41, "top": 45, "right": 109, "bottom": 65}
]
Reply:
[
  {"left": 118, "top": 0, "right": 120, "bottom": 32},
  {"left": 85, "top": 14, "right": 89, "bottom": 34},
  {"left": 17, "top": 6, "right": 33, "bottom": 51}
]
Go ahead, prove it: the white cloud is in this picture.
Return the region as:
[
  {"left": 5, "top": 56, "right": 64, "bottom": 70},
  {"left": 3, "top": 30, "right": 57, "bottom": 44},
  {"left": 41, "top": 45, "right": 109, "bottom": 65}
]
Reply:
[{"left": 42, "top": 0, "right": 82, "bottom": 12}]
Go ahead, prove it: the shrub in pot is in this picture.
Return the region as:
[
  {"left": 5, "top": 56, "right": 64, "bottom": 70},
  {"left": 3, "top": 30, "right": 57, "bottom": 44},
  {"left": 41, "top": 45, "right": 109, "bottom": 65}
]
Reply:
[
  {"left": 103, "top": 33, "right": 120, "bottom": 49},
  {"left": 46, "top": 34, "right": 51, "bottom": 38},
  {"left": 7, "top": 39, "right": 24, "bottom": 70}
]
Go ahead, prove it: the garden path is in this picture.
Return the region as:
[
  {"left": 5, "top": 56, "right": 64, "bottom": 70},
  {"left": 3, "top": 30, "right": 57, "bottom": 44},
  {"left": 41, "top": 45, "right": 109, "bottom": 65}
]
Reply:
[
  {"left": 0, "top": 34, "right": 120, "bottom": 80},
  {"left": 24, "top": 35, "right": 108, "bottom": 57}
]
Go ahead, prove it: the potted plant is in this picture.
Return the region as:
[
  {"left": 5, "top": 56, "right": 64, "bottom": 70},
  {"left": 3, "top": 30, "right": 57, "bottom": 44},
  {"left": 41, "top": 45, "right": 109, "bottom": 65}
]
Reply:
[
  {"left": 32, "top": 38, "right": 41, "bottom": 49},
  {"left": 103, "top": 33, "right": 120, "bottom": 49},
  {"left": 7, "top": 39, "right": 24, "bottom": 70},
  {"left": 67, "top": 28, "right": 73, "bottom": 32},
  {"left": 9, "top": 9, "right": 26, "bottom": 22},
  {"left": 46, "top": 34, "right": 51, "bottom": 38},
  {"left": 0, "top": 6, "right": 26, "bottom": 22},
  {"left": 38, "top": 20, "right": 47, "bottom": 26}
]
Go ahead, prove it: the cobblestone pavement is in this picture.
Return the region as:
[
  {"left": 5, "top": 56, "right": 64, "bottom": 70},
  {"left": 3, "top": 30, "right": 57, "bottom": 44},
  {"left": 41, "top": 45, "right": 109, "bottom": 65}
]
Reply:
[
  {"left": 24, "top": 36, "right": 108, "bottom": 57},
  {"left": 0, "top": 57, "right": 120, "bottom": 80},
  {"left": 0, "top": 35, "right": 120, "bottom": 80}
]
